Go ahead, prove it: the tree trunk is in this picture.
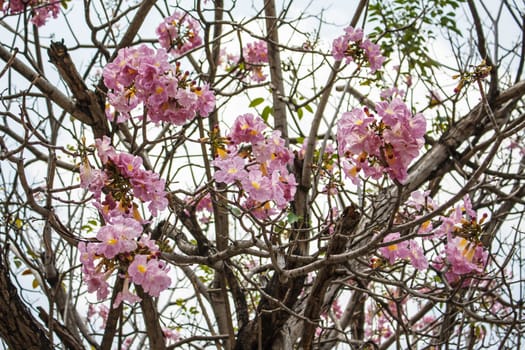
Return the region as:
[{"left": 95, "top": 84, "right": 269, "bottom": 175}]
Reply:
[{"left": 0, "top": 249, "right": 52, "bottom": 349}]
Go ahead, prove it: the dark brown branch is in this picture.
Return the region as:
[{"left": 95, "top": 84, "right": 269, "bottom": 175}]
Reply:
[
  {"left": 300, "top": 205, "right": 360, "bottom": 349},
  {"left": 0, "top": 248, "right": 52, "bottom": 349},
  {"left": 0, "top": 45, "right": 94, "bottom": 127},
  {"left": 100, "top": 277, "right": 124, "bottom": 350},
  {"left": 37, "top": 307, "right": 84, "bottom": 350},
  {"left": 137, "top": 286, "right": 166, "bottom": 350},
  {"left": 47, "top": 41, "right": 109, "bottom": 138}
]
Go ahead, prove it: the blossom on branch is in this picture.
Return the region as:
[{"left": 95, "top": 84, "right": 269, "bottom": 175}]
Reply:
[
  {"left": 332, "top": 26, "right": 385, "bottom": 73},
  {"left": 78, "top": 136, "right": 171, "bottom": 304},
  {"left": 378, "top": 232, "right": 428, "bottom": 271},
  {"left": 212, "top": 114, "right": 297, "bottom": 219},
  {"left": 337, "top": 97, "right": 426, "bottom": 183},
  {"left": 103, "top": 44, "right": 215, "bottom": 124},
  {"left": 1, "top": 0, "right": 61, "bottom": 26},
  {"left": 243, "top": 40, "right": 269, "bottom": 82},
  {"left": 156, "top": 11, "right": 203, "bottom": 57}
]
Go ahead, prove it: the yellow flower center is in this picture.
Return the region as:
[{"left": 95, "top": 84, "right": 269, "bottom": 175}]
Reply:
[{"left": 387, "top": 244, "right": 398, "bottom": 251}]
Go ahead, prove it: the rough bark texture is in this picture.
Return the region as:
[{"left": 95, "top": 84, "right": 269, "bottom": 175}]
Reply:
[
  {"left": 48, "top": 41, "right": 109, "bottom": 139},
  {"left": 137, "top": 287, "right": 166, "bottom": 350},
  {"left": 300, "top": 205, "right": 360, "bottom": 349},
  {"left": 0, "top": 250, "right": 52, "bottom": 349}
]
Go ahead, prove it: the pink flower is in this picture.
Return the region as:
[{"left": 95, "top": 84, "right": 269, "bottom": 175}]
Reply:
[
  {"left": 213, "top": 155, "right": 248, "bottom": 184},
  {"left": 128, "top": 255, "right": 171, "bottom": 297},
  {"left": 243, "top": 41, "right": 268, "bottom": 82},
  {"left": 408, "top": 241, "right": 428, "bottom": 271},
  {"left": 129, "top": 170, "right": 168, "bottom": 216},
  {"left": 95, "top": 217, "right": 143, "bottom": 259},
  {"left": 138, "top": 234, "right": 160, "bottom": 254},
  {"left": 229, "top": 113, "right": 267, "bottom": 144},
  {"left": 87, "top": 303, "right": 110, "bottom": 329},
  {"left": 103, "top": 44, "right": 214, "bottom": 125},
  {"left": 115, "top": 152, "right": 143, "bottom": 178},
  {"left": 360, "top": 39, "right": 385, "bottom": 73},
  {"left": 375, "top": 98, "right": 411, "bottom": 126},
  {"left": 3, "top": 1, "right": 61, "bottom": 27},
  {"left": 241, "top": 170, "right": 272, "bottom": 203},
  {"left": 84, "top": 270, "right": 110, "bottom": 301},
  {"left": 244, "top": 41, "right": 268, "bottom": 65},
  {"left": 242, "top": 198, "right": 278, "bottom": 219},
  {"left": 127, "top": 255, "right": 149, "bottom": 285},
  {"left": 433, "top": 205, "right": 463, "bottom": 238},
  {"left": 407, "top": 190, "right": 435, "bottom": 211},
  {"left": 156, "top": 11, "right": 203, "bottom": 56},
  {"left": 331, "top": 36, "right": 351, "bottom": 62},
  {"left": 331, "top": 26, "right": 384, "bottom": 73},
  {"left": 462, "top": 194, "right": 477, "bottom": 220},
  {"left": 113, "top": 278, "right": 142, "bottom": 308},
  {"left": 31, "top": 1, "right": 61, "bottom": 26},
  {"left": 337, "top": 98, "right": 426, "bottom": 183},
  {"left": 445, "top": 236, "right": 487, "bottom": 275},
  {"left": 344, "top": 26, "right": 364, "bottom": 42},
  {"left": 253, "top": 130, "right": 293, "bottom": 169},
  {"left": 78, "top": 241, "right": 99, "bottom": 272},
  {"left": 195, "top": 84, "right": 216, "bottom": 116},
  {"left": 163, "top": 328, "right": 181, "bottom": 343},
  {"left": 379, "top": 232, "right": 411, "bottom": 264},
  {"left": 195, "top": 192, "right": 212, "bottom": 212},
  {"left": 380, "top": 87, "right": 405, "bottom": 100},
  {"left": 95, "top": 136, "right": 117, "bottom": 164},
  {"left": 79, "top": 159, "right": 107, "bottom": 199},
  {"left": 337, "top": 108, "right": 381, "bottom": 156}
]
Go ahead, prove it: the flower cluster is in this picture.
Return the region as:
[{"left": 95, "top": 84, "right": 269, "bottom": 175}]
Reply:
[
  {"left": 364, "top": 299, "right": 395, "bottom": 344},
  {"left": 80, "top": 136, "right": 168, "bottom": 218},
  {"left": 243, "top": 40, "right": 269, "bottom": 82},
  {"left": 378, "top": 193, "right": 490, "bottom": 283},
  {"left": 222, "top": 41, "right": 269, "bottom": 83},
  {"left": 79, "top": 137, "right": 170, "bottom": 306},
  {"left": 431, "top": 195, "right": 489, "bottom": 285},
  {"left": 378, "top": 232, "right": 428, "bottom": 271},
  {"left": 332, "top": 26, "right": 385, "bottom": 73},
  {"left": 156, "top": 11, "right": 202, "bottom": 57},
  {"left": 212, "top": 113, "right": 297, "bottom": 218},
  {"left": 337, "top": 96, "right": 426, "bottom": 183},
  {"left": 1, "top": 0, "right": 61, "bottom": 26},
  {"left": 103, "top": 44, "right": 215, "bottom": 124}
]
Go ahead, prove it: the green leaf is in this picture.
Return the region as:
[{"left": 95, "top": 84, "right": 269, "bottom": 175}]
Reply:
[
  {"left": 297, "top": 108, "right": 303, "bottom": 120},
  {"left": 249, "top": 97, "right": 265, "bottom": 108},
  {"left": 261, "top": 106, "right": 273, "bottom": 122},
  {"left": 304, "top": 104, "right": 313, "bottom": 113},
  {"left": 13, "top": 258, "right": 21, "bottom": 269},
  {"left": 287, "top": 212, "right": 302, "bottom": 224}
]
